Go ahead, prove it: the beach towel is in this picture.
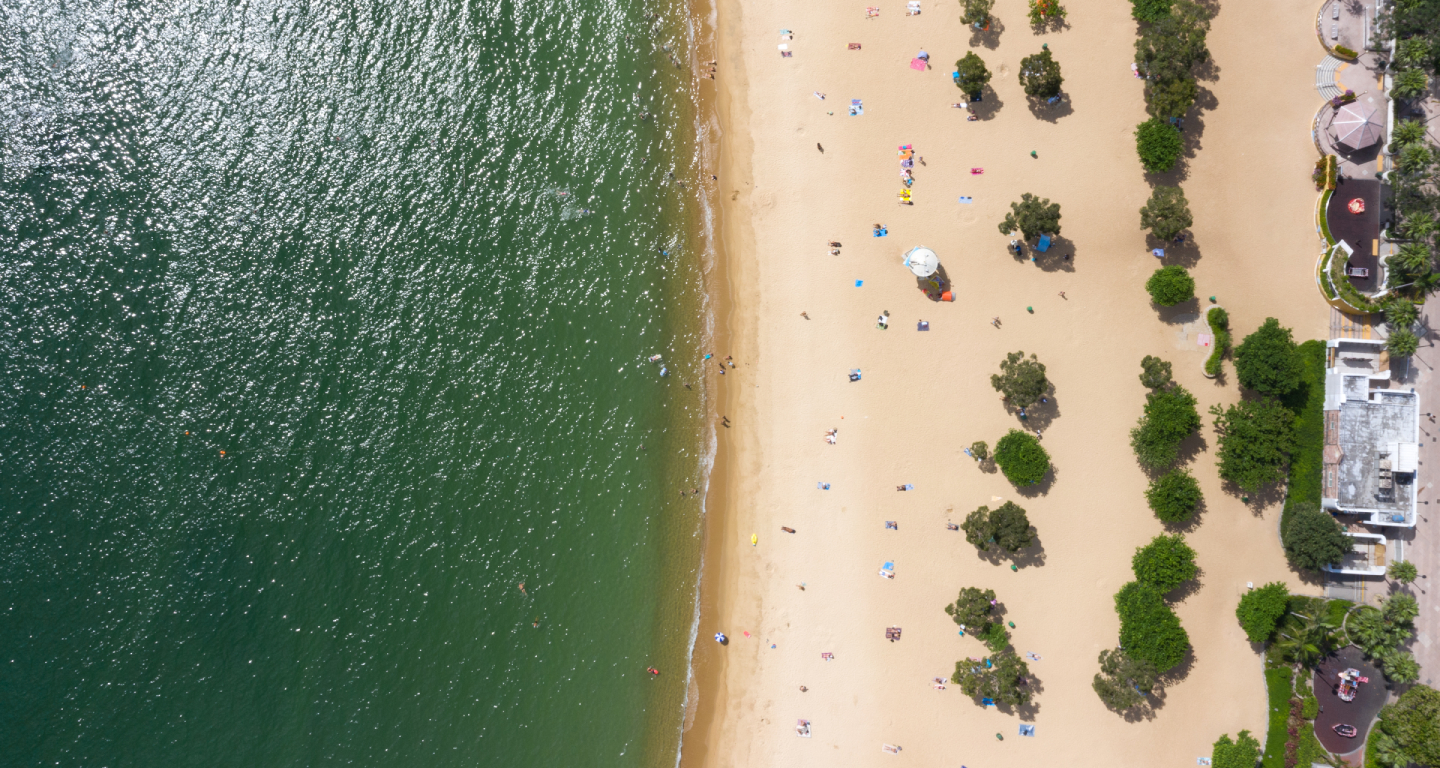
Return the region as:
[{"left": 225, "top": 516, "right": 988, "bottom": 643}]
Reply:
[
  {"left": 902, "top": 484, "right": 914, "bottom": 490},
  {"left": 873, "top": 228, "right": 887, "bottom": 237},
  {"left": 917, "top": 321, "right": 930, "bottom": 331},
  {"left": 958, "top": 196, "right": 973, "bottom": 204},
  {"left": 1152, "top": 248, "right": 1165, "bottom": 258},
  {"left": 854, "top": 279, "right": 863, "bottom": 286},
  {"left": 817, "top": 482, "right": 830, "bottom": 489},
  {"left": 848, "top": 42, "right": 862, "bottom": 50},
  {"left": 778, "top": 43, "right": 788, "bottom": 50},
  {"left": 982, "top": 698, "right": 995, "bottom": 706},
  {"left": 865, "top": 6, "right": 879, "bottom": 17},
  {"left": 970, "top": 168, "right": 984, "bottom": 174},
  {"left": 848, "top": 103, "right": 864, "bottom": 116},
  {"left": 1197, "top": 333, "right": 1213, "bottom": 347},
  {"left": 909, "top": 58, "right": 927, "bottom": 71},
  {"left": 1019, "top": 725, "right": 1036, "bottom": 737}
]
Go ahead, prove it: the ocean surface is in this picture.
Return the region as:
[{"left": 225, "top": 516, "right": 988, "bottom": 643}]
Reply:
[{"left": 0, "top": 1, "right": 712, "bottom": 766}]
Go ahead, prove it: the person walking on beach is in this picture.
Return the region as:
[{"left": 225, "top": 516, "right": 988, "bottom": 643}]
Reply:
[
  {"left": 991, "top": 316, "right": 1001, "bottom": 328},
  {"left": 1058, "top": 291, "right": 1066, "bottom": 299},
  {"left": 800, "top": 311, "right": 809, "bottom": 319}
]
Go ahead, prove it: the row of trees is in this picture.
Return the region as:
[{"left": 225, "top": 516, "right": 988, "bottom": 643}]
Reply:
[
  {"left": 960, "top": 0, "right": 1070, "bottom": 32},
  {"left": 1093, "top": 534, "right": 1197, "bottom": 711},
  {"left": 1130, "top": 0, "right": 1212, "bottom": 173},
  {"left": 955, "top": 50, "right": 1065, "bottom": 102},
  {"left": 988, "top": 351, "right": 1053, "bottom": 486},
  {"left": 1129, "top": 357, "right": 1206, "bottom": 524},
  {"left": 1208, "top": 319, "right": 1306, "bottom": 494},
  {"left": 945, "top": 587, "right": 1033, "bottom": 707}
]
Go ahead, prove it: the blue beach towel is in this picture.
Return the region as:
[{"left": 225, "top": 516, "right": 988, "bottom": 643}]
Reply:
[{"left": 958, "top": 196, "right": 973, "bottom": 204}]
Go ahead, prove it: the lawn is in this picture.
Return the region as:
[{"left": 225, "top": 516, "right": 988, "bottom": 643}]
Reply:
[
  {"left": 1280, "top": 340, "right": 1326, "bottom": 537},
  {"left": 1261, "top": 666, "right": 1295, "bottom": 768}
]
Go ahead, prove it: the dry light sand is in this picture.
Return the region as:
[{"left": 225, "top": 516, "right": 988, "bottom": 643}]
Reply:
[{"left": 684, "top": 0, "right": 1333, "bottom": 765}]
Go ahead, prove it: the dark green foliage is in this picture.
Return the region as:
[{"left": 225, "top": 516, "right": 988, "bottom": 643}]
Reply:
[
  {"left": 944, "top": 586, "right": 996, "bottom": 630},
  {"left": 1130, "top": 385, "right": 1201, "bottom": 470},
  {"left": 1392, "top": 118, "right": 1426, "bottom": 150},
  {"left": 961, "top": 502, "right": 1035, "bottom": 553},
  {"left": 1131, "top": 534, "right": 1197, "bottom": 592},
  {"left": 1371, "top": 685, "right": 1440, "bottom": 768},
  {"left": 1145, "top": 265, "right": 1195, "bottom": 306},
  {"left": 1114, "top": 581, "right": 1189, "bottom": 672},
  {"left": 1280, "top": 502, "right": 1348, "bottom": 572},
  {"left": 1140, "top": 185, "right": 1193, "bottom": 240},
  {"left": 1146, "top": 467, "right": 1202, "bottom": 522},
  {"left": 1139, "top": 355, "right": 1173, "bottom": 389},
  {"left": 1135, "top": 118, "right": 1184, "bottom": 172},
  {"left": 955, "top": 52, "right": 992, "bottom": 96},
  {"left": 970, "top": 440, "right": 990, "bottom": 462},
  {"left": 1279, "top": 341, "right": 1325, "bottom": 539},
  {"left": 1388, "top": 328, "right": 1420, "bottom": 357},
  {"left": 1210, "top": 397, "right": 1296, "bottom": 491},
  {"left": 1383, "top": 296, "right": 1420, "bottom": 333},
  {"left": 1260, "top": 667, "right": 1294, "bottom": 768},
  {"left": 1092, "top": 648, "right": 1157, "bottom": 712},
  {"left": 1147, "top": 75, "right": 1198, "bottom": 120},
  {"left": 1273, "top": 609, "right": 1337, "bottom": 668},
  {"left": 1380, "top": 649, "right": 1421, "bottom": 684},
  {"left": 997, "top": 193, "right": 1062, "bottom": 241},
  {"left": 1130, "top": 0, "right": 1173, "bottom": 22},
  {"left": 1393, "top": 68, "right": 1430, "bottom": 100},
  {"left": 1018, "top": 49, "right": 1063, "bottom": 99},
  {"left": 994, "top": 430, "right": 1050, "bottom": 486},
  {"left": 1235, "top": 582, "right": 1289, "bottom": 643},
  {"left": 1135, "top": 0, "right": 1210, "bottom": 83},
  {"left": 1386, "top": 241, "right": 1436, "bottom": 292},
  {"left": 1212, "top": 730, "right": 1262, "bottom": 768},
  {"left": 978, "top": 621, "right": 1011, "bottom": 653},
  {"left": 960, "top": 0, "right": 994, "bottom": 26},
  {"left": 1389, "top": 560, "right": 1419, "bottom": 584},
  {"left": 1235, "top": 318, "right": 1303, "bottom": 395},
  {"left": 990, "top": 350, "right": 1049, "bottom": 406},
  {"left": 952, "top": 648, "right": 1031, "bottom": 706},
  {"left": 1204, "top": 307, "right": 1231, "bottom": 377}
]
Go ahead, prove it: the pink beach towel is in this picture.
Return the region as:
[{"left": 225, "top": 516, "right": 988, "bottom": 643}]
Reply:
[
  {"left": 970, "top": 168, "right": 984, "bottom": 174},
  {"left": 909, "top": 58, "right": 927, "bottom": 71}
]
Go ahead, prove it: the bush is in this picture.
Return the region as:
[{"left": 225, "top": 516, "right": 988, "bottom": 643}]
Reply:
[
  {"left": 944, "top": 586, "right": 997, "bottom": 630},
  {"left": 1027, "top": 0, "right": 1066, "bottom": 27},
  {"left": 1236, "top": 318, "right": 1303, "bottom": 395},
  {"left": 961, "top": 501, "right": 1035, "bottom": 553},
  {"left": 1392, "top": 68, "right": 1430, "bottom": 100},
  {"left": 1131, "top": 385, "right": 1201, "bottom": 470},
  {"left": 1383, "top": 296, "right": 1420, "bottom": 333},
  {"left": 955, "top": 52, "right": 992, "bottom": 96},
  {"left": 1114, "top": 581, "right": 1189, "bottom": 672},
  {"left": 1387, "top": 328, "right": 1420, "bottom": 358},
  {"left": 1140, "top": 185, "right": 1193, "bottom": 241},
  {"left": 969, "top": 440, "right": 990, "bottom": 462},
  {"left": 994, "top": 430, "right": 1050, "bottom": 486},
  {"left": 1212, "top": 730, "right": 1262, "bottom": 768},
  {"left": 1146, "top": 265, "right": 1195, "bottom": 306},
  {"left": 990, "top": 351, "right": 1048, "bottom": 406},
  {"left": 1236, "top": 582, "right": 1289, "bottom": 643},
  {"left": 997, "top": 193, "right": 1062, "bottom": 241},
  {"left": 1139, "top": 355, "right": 1173, "bottom": 389},
  {"left": 1019, "top": 49, "right": 1064, "bottom": 99},
  {"left": 1092, "top": 648, "right": 1157, "bottom": 712},
  {"left": 1334, "top": 44, "right": 1359, "bottom": 58},
  {"left": 1136, "top": 118, "right": 1184, "bottom": 172},
  {"left": 1146, "top": 467, "right": 1201, "bottom": 522},
  {"left": 1261, "top": 667, "right": 1294, "bottom": 768},
  {"left": 1281, "top": 502, "right": 1348, "bottom": 572},
  {"left": 1204, "top": 307, "right": 1231, "bottom": 377},
  {"left": 952, "top": 648, "right": 1031, "bottom": 706},
  {"left": 1349, "top": 605, "right": 1415, "bottom": 659},
  {"left": 1371, "top": 685, "right": 1440, "bottom": 768},
  {"left": 1380, "top": 649, "right": 1420, "bottom": 685},
  {"left": 1210, "top": 397, "right": 1296, "bottom": 492},
  {"left": 960, "top": 0, "right": 994, "bottom": 26},
  {"left": 1130, "top": 0, "right": 1173, "bottom": 22},
  {"left": 1389, "top": 560, "right": 1419, "bottom": 584},
  {"left": 1131, "top": 534, "right": 1198, "bottom": 592}
]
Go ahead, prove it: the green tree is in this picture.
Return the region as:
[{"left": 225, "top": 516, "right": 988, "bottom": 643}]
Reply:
[
  {"left": 1019, "top": 49, "right": 1064, "bottom": 99},
  {"left": 1380, "top": 649, "right": 1421, "bottom": 685},
  {"left": 1211, "top": 731, "right": 1262, "bottom": 768},
  {"left": 1209, "top": 398, "right": 1296, "bottom": 491},
  {"left": 997, "top": 193, "right": 1062, "bottom": 241},
  {"left": 1393, "top": 68, "right": 1431, "bottom": 100},
  {"left": 1348, "top": 605, "right": 1415, "bottom": 658},
  {"left": 1130, "top": 0, "right": 1173, "bottom": 22},
  {"left": 1281, "top": 502, "right": 1348, "bottom": 571},
  {"left": 961, "top": 0, "right": 995, "bottom": 26},
  {"left": 1397, "top": 142, "right": 1436, "bottom": 174},
  {"left": 1140, "top": 185, "right": 1194, "bottom": 241},
  {"left": 955, "top": 52, "right": 992, "bottom": 96},
  {"left": 1274, "top": 610, "right": 1337, "bottom": 668},
  {"left": 952, "top": 648, "right": 1031, "bottom": 706},
  {"left": 1382, "top": 592, "right": 1420, "bottom": 625},
  {"left": 1146, "top": 467, "right": 1202, "bottom": 523},
  {"left": 1391, "top": 118, "right": 1427, "bottom": 150},
  {"left": 1383, "top": 296, "right": 1420, "bottom": 332},
  {"left": 990, "top": 350, "right": 1049, "bottom": 406},
  {"left": 1092, "top": 648, "right": 1157, "bottom": 712},
  {"left": 1388, "top": 328, "right": 1420, "bottom": 357},
  {"left": 1235, "top": 318, "right": 1303, "bottom": 395},
  {"left": 961, "top": 502, "right": 1035, "bottom": 553},
  {"left": 1398, "top": 36, "right": 1431, "bottom": 66},
  {"left": 1389, "top": 560, "right": 1419, "bottom": 584},
  {"left": 1027, "top": 0, "right": 1066, "bottom": 27},
  {"left": 1371, "top": 685, "right": 1440, "bottom": 768},
  {"left": 970, "top": 440, "right": 990, "bottom": 462},
  {"left": 1145, "top": 265, "right": 1195, "bottom": 306},
  {"left": 1146, "top": 73, "right": 1198, "bottom": 119},
  {"left": 994, "top": 430, "right": 1051, "bottom": 486},
  {"left": 1130, "top": 385, "right": 1201, "bottom": 470},
  {"left": 1235, "top": 582, "right": 1289, "bottom": 643},
  {"left": 1131, "top": 534, "right": 1198, "bottom": 592},
  {"left": 1114, "top": 581, "right": 1189, "bottom": 672},
  {"left": 1135, "top": 0, "right": 1211, "bottom": 84},
  {"left": 1387, "top": 241, "right": 1436, "bottom": 291},
  {"left": 1135, "top": 118, "right": 1184, "bottom": 173},
  {"left": 1139, "top": 355, "right": 1173, "bottom": 389},
  {"left": 944, "top": 586, "right": 997, "bottom": 630}
]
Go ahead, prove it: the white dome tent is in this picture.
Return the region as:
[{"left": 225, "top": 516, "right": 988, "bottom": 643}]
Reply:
[{"left": 902, "top": 246, "right": 939, "bottom": 277}]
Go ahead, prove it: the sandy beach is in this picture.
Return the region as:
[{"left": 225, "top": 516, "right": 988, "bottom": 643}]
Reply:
[{"left": 684, "top": 0, "right": 1332, "bottom": 765}]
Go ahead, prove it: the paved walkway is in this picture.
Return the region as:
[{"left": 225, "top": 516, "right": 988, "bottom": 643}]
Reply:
[{"left": 1400, "top": 292, "right": 1440, "bottom": 686}]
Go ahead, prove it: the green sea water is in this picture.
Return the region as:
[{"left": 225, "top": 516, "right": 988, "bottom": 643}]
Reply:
[{"left": 0, "top": 1, "right": 712, "bottom": 766}]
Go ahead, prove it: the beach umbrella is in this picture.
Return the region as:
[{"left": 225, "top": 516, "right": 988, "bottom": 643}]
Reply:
[
  {"left": 1330, "top": 103, "right": 1383, "bottom": 151},
  {"left": 902, "top": 246, "right": 939, "bottom": 277}
]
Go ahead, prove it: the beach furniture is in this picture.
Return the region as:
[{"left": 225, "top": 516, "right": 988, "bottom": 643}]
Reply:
[
  {"left": 714, "top": 632, "right": 727, "bottom": 643},
  {"left": 879, "top": 561, "right": 895, "bottom": 579},
  {"left": 796, "top": 719, "right": 812, "bottom": 738}
]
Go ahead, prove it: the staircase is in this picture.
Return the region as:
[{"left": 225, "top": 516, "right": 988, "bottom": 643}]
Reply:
[{"left": 1316, "top": 55, "right": 1344, "bottom": 100}]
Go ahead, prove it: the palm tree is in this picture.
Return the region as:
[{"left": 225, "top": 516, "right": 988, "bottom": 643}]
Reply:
[{"left": 1275, "top": 612, "right": 1337, "bottom": 668}]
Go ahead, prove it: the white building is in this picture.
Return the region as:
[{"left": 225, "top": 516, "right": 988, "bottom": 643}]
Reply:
[{"left": 1321, "top": 339, "right": 1420, "bottom": 527}]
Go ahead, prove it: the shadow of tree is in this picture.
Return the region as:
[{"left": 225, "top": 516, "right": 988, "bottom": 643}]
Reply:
[
  {"left": 967, "top": 17, "right": 1004, "bottom": 49},
  {"left": 1154, "top": 297, "right": 1201, "bottom": 324},
  {"left": 1013, "top": 463, "right": 1056, "bottom": 498},
  {"left": 1165, "top": 568, "right": 1204, "bottom": 604},
  {"left": 1146, "top": 234, "right": 1202, "bottom": 268},
  {"left": 973, "top": 531, "right": 1048, "bottom": 570},
  {"left": 1025, "top": 93, "right": 1074, "bottom": 123},
  {"left": 971, "top": 83, "right": 1004, "bottom": 121}
]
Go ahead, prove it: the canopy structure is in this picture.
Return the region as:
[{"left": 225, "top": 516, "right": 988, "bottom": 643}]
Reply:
[
  {"left": 1330, "top": 102, "right": 1383, "bottom": 151},
  {"left": 902, "top": 246, "right": 939, "bottom": 277}
]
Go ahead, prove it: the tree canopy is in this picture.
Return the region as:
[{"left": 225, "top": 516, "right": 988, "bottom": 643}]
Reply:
[
  {"left": 1388, "top": 328, "right": 1420, "bottom": 358},
  {"left": 1139, "top": 355, "right": 1173, "bottom": 389},
  {"left": 1145, "top": 467, "right": 1202, "bottom": 523},
  {"left": 997, "top": 193, "right": 1062, "bottom": 241},
  {"left": 1130, "top": 385, "right": 1201, "bottom": 470},
  {"left": 1131, "top": 534, "right": 1198, "bottom": 593},
  {"left": 1092, "top": 648, "right": 1157, "bottom": 712},
  {"left": 960, "top": 0, "right": 994, "bottom": 26},
  {"left": 961, "top": 502, "right": 1035, "bottom": 553},
  {"left": 1371, "top": 685, "right": 1440, "bottom": 768},
  {"left": 1135, "top": 118, "right": 1184, "bottom": 173},
  {"left": 952, "top": 648, "right": 1031, "bottom": 707},
  {"left": 944, "top": 586, "right": 997, "bottom": 630},
  {"left": 994, "top": 430, "right": 1050, "bottom": 486},
  {"left": 1209, "top": 397, "right": 1296, "bottom": 491},
  {"left": 1281, "top": 502, "right": 1348, "bottom": 572},
  {"left": 1135, "top": 0, "right": 1211, "bottom": 118},
  {"left": 1235, "top": 582, "right": 1289, "bottom": 643},
  {"left": 955, "top": 52, "right": 992, "bottom": 96},
  {"left": 1114, "top": 581, "right": 1189, "bottom": 672},
  {"left": 1130, "top": 0, "right": 1173, "bottom": 22},
  {"left": 1019, "top": 49, "right": 1064, "bottom": 99},
  {"left": 990, "top": 350, "right": 1049, "bottom": 406},
  {"left": 1211, "top": 731, "right": 1262, "bottom": 768},
  {"left": 1235, "top": 318, "right": 1303, "bottom": 395},
  {"left": 1389, "top": 560, "right": 1419, "bottom": 584},
  {"left": 1145, "top": 265, "right": 1195, "bottom": 306},
  {"left": 1140, "top": 185, "right": 1193, "bottom": 241}
]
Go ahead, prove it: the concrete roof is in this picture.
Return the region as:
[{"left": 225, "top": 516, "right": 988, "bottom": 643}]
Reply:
[{"left": 1335, "top": 394, "right": 1416, "bottom": 514}]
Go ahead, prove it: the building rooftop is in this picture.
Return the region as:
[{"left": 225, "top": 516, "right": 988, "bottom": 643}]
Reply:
[{"left": 1328, "top": 373, "right": 1417, "bottom": 524}]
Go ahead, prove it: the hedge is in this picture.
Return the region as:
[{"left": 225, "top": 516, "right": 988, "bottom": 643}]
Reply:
[
  {"left": 1260, "top": 666, "right": 1294, "bottom": 768},
  {"left": 1280, "top": 340, "right": 1325, "bottom": 537},
  {"left": 1318, "top": 189, "right": 1335, "bottom": 245},
  {"left": 1205, "top": 306, "right": 1230, "bottom": 377}
]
